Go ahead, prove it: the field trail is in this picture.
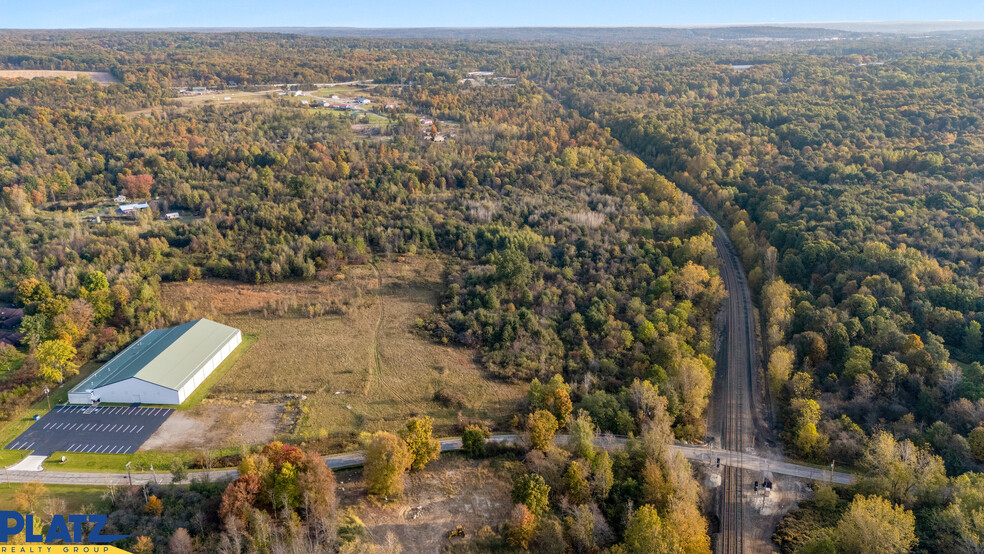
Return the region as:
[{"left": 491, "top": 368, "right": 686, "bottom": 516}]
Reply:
[{"left": 364, "top": 260, "right": 423, "bottom": 410}]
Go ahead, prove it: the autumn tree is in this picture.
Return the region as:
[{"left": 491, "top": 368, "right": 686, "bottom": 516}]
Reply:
[
  {"left": 36, "top": 339, "right": 77, "bottom": 383},
  {"left": 168, "top": 528, "right": 194, "bottom": 554},
  {"left": 401, "top": 416, "right": 440, "bottom": 471},
  {"left": 528, "top": 410, "right": 559, "bottom": 451},
  {"left": 862, "top": 431, "right": 947, "bottom": 505},
  {"left": 145, "top": 495, "right": 163, "bottom": 516},
  {"left": 834, "top": 495, "right": 916, "bottom": 554},
  {"left": 613, "top": 504, "right": 677, "bottom": 553},
  {"left": 507, "top": 504, "right": 537, "bottom": 549},
  {"left": 363, "top": 431, "right": 412, "bottom": 497}
]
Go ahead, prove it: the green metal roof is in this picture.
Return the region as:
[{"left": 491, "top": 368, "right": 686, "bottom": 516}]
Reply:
[{"left": 70, "top": 319, "right": 240, "bottom": 394}]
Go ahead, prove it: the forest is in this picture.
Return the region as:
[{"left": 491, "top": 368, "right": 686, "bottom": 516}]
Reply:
[{"left": 1, "top": 29, "right": 984, "bottom": 552}]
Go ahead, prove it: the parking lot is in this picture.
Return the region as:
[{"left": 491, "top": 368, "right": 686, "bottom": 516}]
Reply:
[{"left": 6, "top": 404, "right": 174, "bottom": 456}]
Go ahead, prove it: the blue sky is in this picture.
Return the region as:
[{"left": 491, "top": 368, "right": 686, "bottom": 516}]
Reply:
[{"left": 1, "top": 0, "right": 983, "bottom": 29}]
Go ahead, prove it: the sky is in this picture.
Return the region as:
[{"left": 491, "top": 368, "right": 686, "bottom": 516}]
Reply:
[{"left": 1, "top": 0, "right": 983, "bottom": 29}]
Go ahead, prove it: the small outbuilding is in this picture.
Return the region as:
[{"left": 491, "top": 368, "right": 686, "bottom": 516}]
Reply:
[{"left": 68, "top": 319, "right": 242, "bottom": 405}]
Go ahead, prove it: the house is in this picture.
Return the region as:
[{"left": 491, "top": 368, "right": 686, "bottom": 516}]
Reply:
[
  {"left": 114, "top": 195, "right": 127, "bottom": 203},
  {"left": 164, "top": 212, "right": 180, "bottom": 220},
  {"left": 384, "top": 103, "right": 398, "bottom": 110},
  {"left": 67, "top": 319, "right": 242, "bottom": 405},
  {"left": 420, "top": 118, "right": 433, "bottom": 126},
  {"left": 0, "top": 307, "right": 23, "bottom": 330},
  {"left": 467, "top": 71, "right": 494, "bottom": 77},
  {"left": 191, "top": 86, "right": 207, "bottom": 94},
  {"left": 0, "top": 331, "right": 23, "bottom": 348},
  {"left": 356, "top": 97, "right": 371, "bottom": 104},
  {"left": 328, "top": 94, "right": 340, "bottom": 99},
  {"left": 433, "top": 134, "right": 446, "bottom": 142},
  {"left": 118, "top": 202, "right": 150, "bottom": 214},
  {"left": 300, "top": 100, "right": 309, "bottom": 105}
]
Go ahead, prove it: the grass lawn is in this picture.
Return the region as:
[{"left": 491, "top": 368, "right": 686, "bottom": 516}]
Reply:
[
  {"left": 43, "top": 446, "right": 242, "bottom": 473},
  {"left": 0, "top": 483, "right": 109, "bottom": 512},
  {"left": 159, "top": 256, "right": 525, "bottom": 445}
]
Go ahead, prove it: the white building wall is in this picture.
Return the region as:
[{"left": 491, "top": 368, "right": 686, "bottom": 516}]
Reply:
[
  {"left": 175, "top": 329, "right": 241, "bottom": 404},
  {"left": 68, "top": 329, "right": 242, "bottom": 405},
  {"left": 81, "top": 378, "right": 180, "bottom": 405}
]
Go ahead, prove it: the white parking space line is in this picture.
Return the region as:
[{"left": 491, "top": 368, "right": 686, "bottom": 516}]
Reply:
[{"left": 135, "top": 425, "right": 144, "bottom": 433}]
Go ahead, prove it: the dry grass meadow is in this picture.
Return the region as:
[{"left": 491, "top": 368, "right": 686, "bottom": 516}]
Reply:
[
  {"left": 0, "top": 69, "right": 118, "bottom": 84},
  {"left": 159, "top": 256, "right": 524, "bottom": 447}
]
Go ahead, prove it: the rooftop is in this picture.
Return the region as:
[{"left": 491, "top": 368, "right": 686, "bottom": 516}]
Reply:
[{"left": 70, "top": 319, "right": 239, "bottom": 394}]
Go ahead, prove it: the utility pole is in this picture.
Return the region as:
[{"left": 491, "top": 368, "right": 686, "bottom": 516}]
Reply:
[{"left": 43, "top": 387, "right": 50, "bottom": 411}]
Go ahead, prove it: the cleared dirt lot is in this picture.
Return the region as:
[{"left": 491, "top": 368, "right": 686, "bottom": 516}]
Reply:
[
  {"left": 0, "top": 70, "right": 118, "bottom": 84},
  {"left": 159, "top": 256, "right": 524, "bottom": 444},
  {"left": 338, "top": 456, "right": 519, "bottom": 553},
  {"left": 140, "top": 401, "right": 280, "bottom": 451}
]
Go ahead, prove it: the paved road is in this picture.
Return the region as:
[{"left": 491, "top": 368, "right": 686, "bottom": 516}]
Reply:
[{"left": 0, "top": 434, "right": 854, "bottom": 486}]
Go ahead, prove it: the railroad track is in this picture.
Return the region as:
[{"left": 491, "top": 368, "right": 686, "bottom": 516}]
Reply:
[{"left": 696, "top": 202, "right": 756, "bottom": 554}]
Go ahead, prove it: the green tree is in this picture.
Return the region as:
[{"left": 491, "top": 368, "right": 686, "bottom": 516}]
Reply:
[
  {"left": 512, "top": 473, "right": 550, "bottom": 516},
  {"left": 965, "top": 321, "right": 983, "bottom": 356},
  {"left": 969, "top": 427, "right": 984, "bottom": 462},
  {"left": 566, "top": 410, "right": 596, "bottom": 461},
  {"left": 590, "top": 450, "right": 614, "bottom": 501},
  {"left": 834, "top": 495, "right": 916, "bottom": 554},
  {"left": 564, "top": 460, "right": 591, "bottom": 505},
  {"left": 401, "top": 416, "right": 440, "bottom": 471},
  {"left": 461, "top": 425, "right": 491, "bottom": 458},
  {"left": 83, "top": 271, "right": 110, "bottom": 292}
]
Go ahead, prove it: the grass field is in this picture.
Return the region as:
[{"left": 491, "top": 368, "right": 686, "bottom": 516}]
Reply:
[
  {"left": 0, "top": 69, "right": 118, "bottom": 85},
  {"left": 43, "top": 446, "right": 242, "bottom": 473},
  {"left": 159, "top": 256, "right": 524, "bottom": 446},
  {"left": 0, "top": 483, "right": 109, "bottom": 512}
]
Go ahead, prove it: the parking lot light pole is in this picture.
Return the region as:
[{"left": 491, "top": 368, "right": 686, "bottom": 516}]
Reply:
[{"left": 126, "top": 461, "right": 132, "bottom": 486}]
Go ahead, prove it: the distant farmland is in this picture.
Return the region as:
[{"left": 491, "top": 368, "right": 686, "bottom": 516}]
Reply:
[{"left": 0, "top": 70, "right": 118, "bottom": 85}]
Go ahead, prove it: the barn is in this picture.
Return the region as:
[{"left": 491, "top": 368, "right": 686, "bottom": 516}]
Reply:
[{"left": 67, "top": 319, "right": 242, "bottom": 405}]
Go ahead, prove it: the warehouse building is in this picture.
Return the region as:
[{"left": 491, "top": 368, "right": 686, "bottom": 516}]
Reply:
[{"left": 68, "top": 319, "right": 242, "bottom": 405}]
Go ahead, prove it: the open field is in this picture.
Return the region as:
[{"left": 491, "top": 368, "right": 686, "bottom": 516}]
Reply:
[
  {"left": 0, "top": 483, "right": 109, "bottom": 513},
  {"left": 159, "top": 256, "right": 524, "bottom": 447},
  {"left": 43, "top": 445, "right": 241, "bottom": 473},
  {"left": 141, "top": 400, "right": 280, "bottom": 451},
  {"left": 0, "top": 69, "right": 118, "bottom": 84},
  {"left": 338, "top": 455, "right": 521, "bottom": 552}
]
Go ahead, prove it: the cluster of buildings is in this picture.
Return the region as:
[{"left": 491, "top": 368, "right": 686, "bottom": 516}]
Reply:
[{"left": 0, "top": 307, "right": 23, "bottom": 347}]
